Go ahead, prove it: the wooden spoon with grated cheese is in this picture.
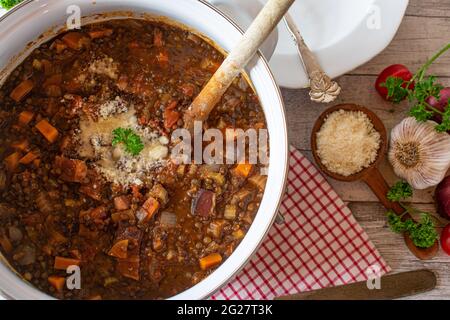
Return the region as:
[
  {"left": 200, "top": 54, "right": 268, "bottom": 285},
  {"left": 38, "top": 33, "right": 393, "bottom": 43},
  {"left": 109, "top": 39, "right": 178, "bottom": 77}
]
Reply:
[{"left": 183, "top": 0, "right": 295, "bottom": 130}]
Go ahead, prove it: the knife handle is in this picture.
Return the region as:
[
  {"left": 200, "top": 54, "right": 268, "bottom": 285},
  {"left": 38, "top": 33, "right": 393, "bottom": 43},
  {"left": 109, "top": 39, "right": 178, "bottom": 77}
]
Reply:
[{"left": 275, "top": 270, "right": 436, "bottom": 300}]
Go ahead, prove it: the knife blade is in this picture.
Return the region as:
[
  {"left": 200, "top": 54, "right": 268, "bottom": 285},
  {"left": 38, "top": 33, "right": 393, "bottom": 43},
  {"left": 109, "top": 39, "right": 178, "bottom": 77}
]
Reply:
[{"left": 275, "top": 269, "right": 436, "bottom": 300}]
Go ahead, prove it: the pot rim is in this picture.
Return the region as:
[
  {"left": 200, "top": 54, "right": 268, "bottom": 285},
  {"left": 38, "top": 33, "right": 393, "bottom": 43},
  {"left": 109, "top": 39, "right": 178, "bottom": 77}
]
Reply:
[{"left": 0, "top": 0, "right": 289, "bottom": 300}]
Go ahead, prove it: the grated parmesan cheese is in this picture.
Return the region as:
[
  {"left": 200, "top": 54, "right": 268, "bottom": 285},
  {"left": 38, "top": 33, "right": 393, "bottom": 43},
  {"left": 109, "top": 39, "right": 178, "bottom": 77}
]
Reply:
[
  {"left": 88, "top": 56, "right": 119, "bottom": 80},
  {"left": 99, "top": 96, "right": 128, "bottom": 119},
  {"left": 77, "top": 102, "right": 170, "bottom": 186},
  {"left": 316, "top": 109, "right": 381, "bottom": 176}
]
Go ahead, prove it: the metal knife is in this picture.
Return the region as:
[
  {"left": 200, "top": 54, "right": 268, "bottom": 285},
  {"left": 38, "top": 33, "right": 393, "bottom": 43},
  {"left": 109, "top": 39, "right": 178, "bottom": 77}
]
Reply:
[{"left": 275, "top": 269, "right": 436, "bottom": 300}]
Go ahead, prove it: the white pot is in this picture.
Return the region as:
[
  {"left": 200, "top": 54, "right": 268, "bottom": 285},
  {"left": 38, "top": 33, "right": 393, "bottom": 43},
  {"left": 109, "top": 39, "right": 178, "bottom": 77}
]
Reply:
[{"left": 0, "top": 0, "right": 289, "bottom": 300}]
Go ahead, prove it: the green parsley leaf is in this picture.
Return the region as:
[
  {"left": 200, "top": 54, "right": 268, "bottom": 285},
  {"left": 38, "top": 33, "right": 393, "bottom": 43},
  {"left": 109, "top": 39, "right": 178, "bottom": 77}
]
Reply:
[
  {"left": 112, "top": 128, "right": 144, "bottom": 156},
  {"left": 407, "top": 214, "right": 439, "bottom": 248},
  {"left": 413, "top": 76, "right": 443, "bottom": 103},
  {"left": 386, "top": 211, "right": 438, "bottom": 248},
  {"left": 409, "top": 103, "right": 433, "bottom": 122},
  {"left": 387, "top": 181, "right": 413, "bottom": 202},
  {"left": 0, "top": 0, "right": 23, "bottom": 9},
  {"left": 380, "top": 76, "right": 410, "bottom": 104},
  {"left": 386, "top": 210, "right": 405, "bottom": 233},
  {"left": 436, "top": 102, "right": 450, "bottom": 132}
]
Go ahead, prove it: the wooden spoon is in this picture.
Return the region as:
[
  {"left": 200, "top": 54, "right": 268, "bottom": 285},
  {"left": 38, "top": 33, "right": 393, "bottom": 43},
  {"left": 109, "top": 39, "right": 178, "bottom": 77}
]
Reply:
[
  {"left": 183, "top": 0, "right": 295, "bottom": 129},
  {"left": 311, "top": 104, "right": 438, "bottom": 260}
]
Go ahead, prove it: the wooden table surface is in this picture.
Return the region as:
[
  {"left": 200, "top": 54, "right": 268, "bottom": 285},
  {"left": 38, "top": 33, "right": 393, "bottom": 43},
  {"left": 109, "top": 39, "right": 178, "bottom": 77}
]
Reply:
[{"left": 283, "top": 0, "right": 450, "bottom": 300}]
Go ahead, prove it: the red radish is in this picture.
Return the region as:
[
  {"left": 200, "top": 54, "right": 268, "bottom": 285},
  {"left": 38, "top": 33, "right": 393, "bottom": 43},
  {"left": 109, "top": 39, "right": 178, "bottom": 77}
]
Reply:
[
  {"left": 375, "top": 64, "right": 414, "bottom": 101},
  {"left": 440, "top": 224, "right": 450, "bottom": 255},
  {"left": 426, "top": 87, "right": 450, "bottom": 123},
  {"left": 435, "top": 176, "right": 450, "bottom": 219}
]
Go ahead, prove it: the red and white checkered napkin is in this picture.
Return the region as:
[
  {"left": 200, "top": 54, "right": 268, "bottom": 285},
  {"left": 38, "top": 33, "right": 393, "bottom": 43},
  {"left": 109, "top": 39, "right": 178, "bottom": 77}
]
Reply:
[{"left": 212, "top": 146, "right": 391, "bottom": 300}]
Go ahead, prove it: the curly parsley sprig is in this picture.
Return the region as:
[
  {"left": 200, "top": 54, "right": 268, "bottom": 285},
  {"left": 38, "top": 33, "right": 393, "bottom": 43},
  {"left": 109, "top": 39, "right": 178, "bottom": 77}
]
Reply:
[
  {"left": 0, "top": 0, "right": 23, "bottom": 9},
  {"left": 386, "top": 181, "right": 439, "bottom": 248},
  {"left": 112, "top": 128, "right": 144, "bottom": 156},
  {"left": 387, "top": 181, "right": 413, "bottom": 202},
  {"left": 382, "top": 43, "right": 450, "bottom": 132}
]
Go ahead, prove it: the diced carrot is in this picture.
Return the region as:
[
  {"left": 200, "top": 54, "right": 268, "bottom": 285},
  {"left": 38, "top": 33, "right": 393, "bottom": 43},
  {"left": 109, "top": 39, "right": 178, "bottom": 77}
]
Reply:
[
  {"left": 54, "top": 41, "right": 67, "bottom": 54},
  {"left": 0, "top": 235, "right": 13, "bottom": 254},
  {"left": 19, "top": 151, "right": 39, "bottom": 165},
  {"left": 89, "top": 206, "right": 107, "bottom": 221},
  {"left": 108, "top": 239, "right": 129, "bottom": 259},
  {"left": 199, "top": 253, "right": 223, "bottom": 271},
  {"left": 4, "top": 152, "right": 21, "bottom": 172},
  {"left": 48, "top": 229, "right": 68, "bottom": 246},
  {"left": 18, "top": 111, "right": 34, "bottom": 126},
  {"left": 88, "top": 28, "right": 113, "bottom": 39},
  {"left": 10, "top": 79, "right": 34, "bottom": 102},
  {"left": 164, "top": 106, "right": 180, "bottom": 129},
  {"left": 136, "top": 197, "right": 160, "bottom": 223},
  {"left": 154, "top": 28, "right": 164, "bottom": 47},
  {"left": 156, "top": 49, "right": 169, "bottom": 65},
  {"left": 130, "top": 184, "right": 142, "bottom": 199},
  {"left": 54, "top": 256, "right": 81, "bottom": 270},
  {"left": 114, "top": 196, "right": 130, "bottom": 211},
  {"left": 232, "top": 163, "right": 253, "bottom": 178},
  {"left": 54, "top": 156, "right": 87, "bottom": 183},
  {"left": 43, "top": 74, "right": 63, "bottom": 87},
  {"left": 61, "top": 32, "right": 90, "bottom": 50},
  {"left": 35, "top": 119, "right": 59, "bottom": 143},
  {"left": 33, "top": 159, "right": 41, "bottom": 167},
  {"left": 48, "top": 275, "right": 66, "bottom": 292},
  {"left": 70, "top": 249, "right": 82, "bottom": 260},
  {"left": 11, "top": 139, "right": 30, "bottom": 152},
  {"left": 79, "top": 184, "right": 102, "bottom": 201}
]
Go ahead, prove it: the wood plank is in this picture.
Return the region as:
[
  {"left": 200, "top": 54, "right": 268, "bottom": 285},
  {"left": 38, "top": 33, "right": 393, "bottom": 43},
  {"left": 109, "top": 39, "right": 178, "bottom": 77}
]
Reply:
[
  {"left": 349, "top": 16, "right": 450, "bottom": 77},
  {"left": 350, "top": 202, "right": 450, "bottom": 299},
  {"left": 406, "top": 0, "right": 450, "bottom": 18}
]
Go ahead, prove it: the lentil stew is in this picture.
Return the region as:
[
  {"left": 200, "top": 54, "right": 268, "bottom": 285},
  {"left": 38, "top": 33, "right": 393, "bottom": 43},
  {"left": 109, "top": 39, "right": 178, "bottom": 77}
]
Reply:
[{"left": 0, "top": 19, "right": 268, "bottom": 299}]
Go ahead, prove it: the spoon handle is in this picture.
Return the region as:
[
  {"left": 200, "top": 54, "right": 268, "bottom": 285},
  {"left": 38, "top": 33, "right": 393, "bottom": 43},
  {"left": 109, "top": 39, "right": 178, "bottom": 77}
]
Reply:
[
  {"left": 184, "top": 0, "right": 295, "bottom": 130},
  {"left": 283, "top": 13, "right": 341, "bottom": 103},
  {"left": 362, "top": 167, "right": 404, "bottom": 215}
]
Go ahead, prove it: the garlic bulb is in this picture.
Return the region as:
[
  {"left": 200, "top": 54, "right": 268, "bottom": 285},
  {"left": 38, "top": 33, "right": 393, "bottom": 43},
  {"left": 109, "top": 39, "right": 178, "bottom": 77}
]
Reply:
[{"left": 389, "top": 117, "right": 450, "bottom": 189}]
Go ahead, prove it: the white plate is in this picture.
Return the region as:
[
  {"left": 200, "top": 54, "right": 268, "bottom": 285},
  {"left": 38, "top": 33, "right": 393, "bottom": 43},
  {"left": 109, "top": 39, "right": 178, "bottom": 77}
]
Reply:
[
  {"left": 269, "top": 0, "right": 409, "bottom": 88},
  {"left": 0, "top": 1, "right": 410, "bottom": 89}
]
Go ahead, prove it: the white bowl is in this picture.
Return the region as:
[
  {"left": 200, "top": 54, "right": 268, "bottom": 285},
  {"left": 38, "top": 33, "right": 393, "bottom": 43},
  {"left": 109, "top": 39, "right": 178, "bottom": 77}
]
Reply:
[{"left": 0, "top": 0, "right": 289, "bottom": 300}]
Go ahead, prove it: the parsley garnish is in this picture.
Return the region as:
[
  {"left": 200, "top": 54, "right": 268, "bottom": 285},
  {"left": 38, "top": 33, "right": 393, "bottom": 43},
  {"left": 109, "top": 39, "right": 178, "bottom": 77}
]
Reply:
[
  {"left": 381, "top": 76, "right": 409, "bottom": 103},
  {"left": 387, "top": 181, "right": 413, "bottom": 202},
  {"left": 386, "top": 211, "right": 438, "bottom": 248},
  {"left": 386, "top": 181, "right": 439, "bottom": 248},
  {"left": 112, "top": 128, "right": 144, "bottom": 156},
  {"left": 382, "top": 43, "right": 450, "bottom": 132},
  {"left": 0, "top": 0, "right": 23, "bottom": 9}
]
